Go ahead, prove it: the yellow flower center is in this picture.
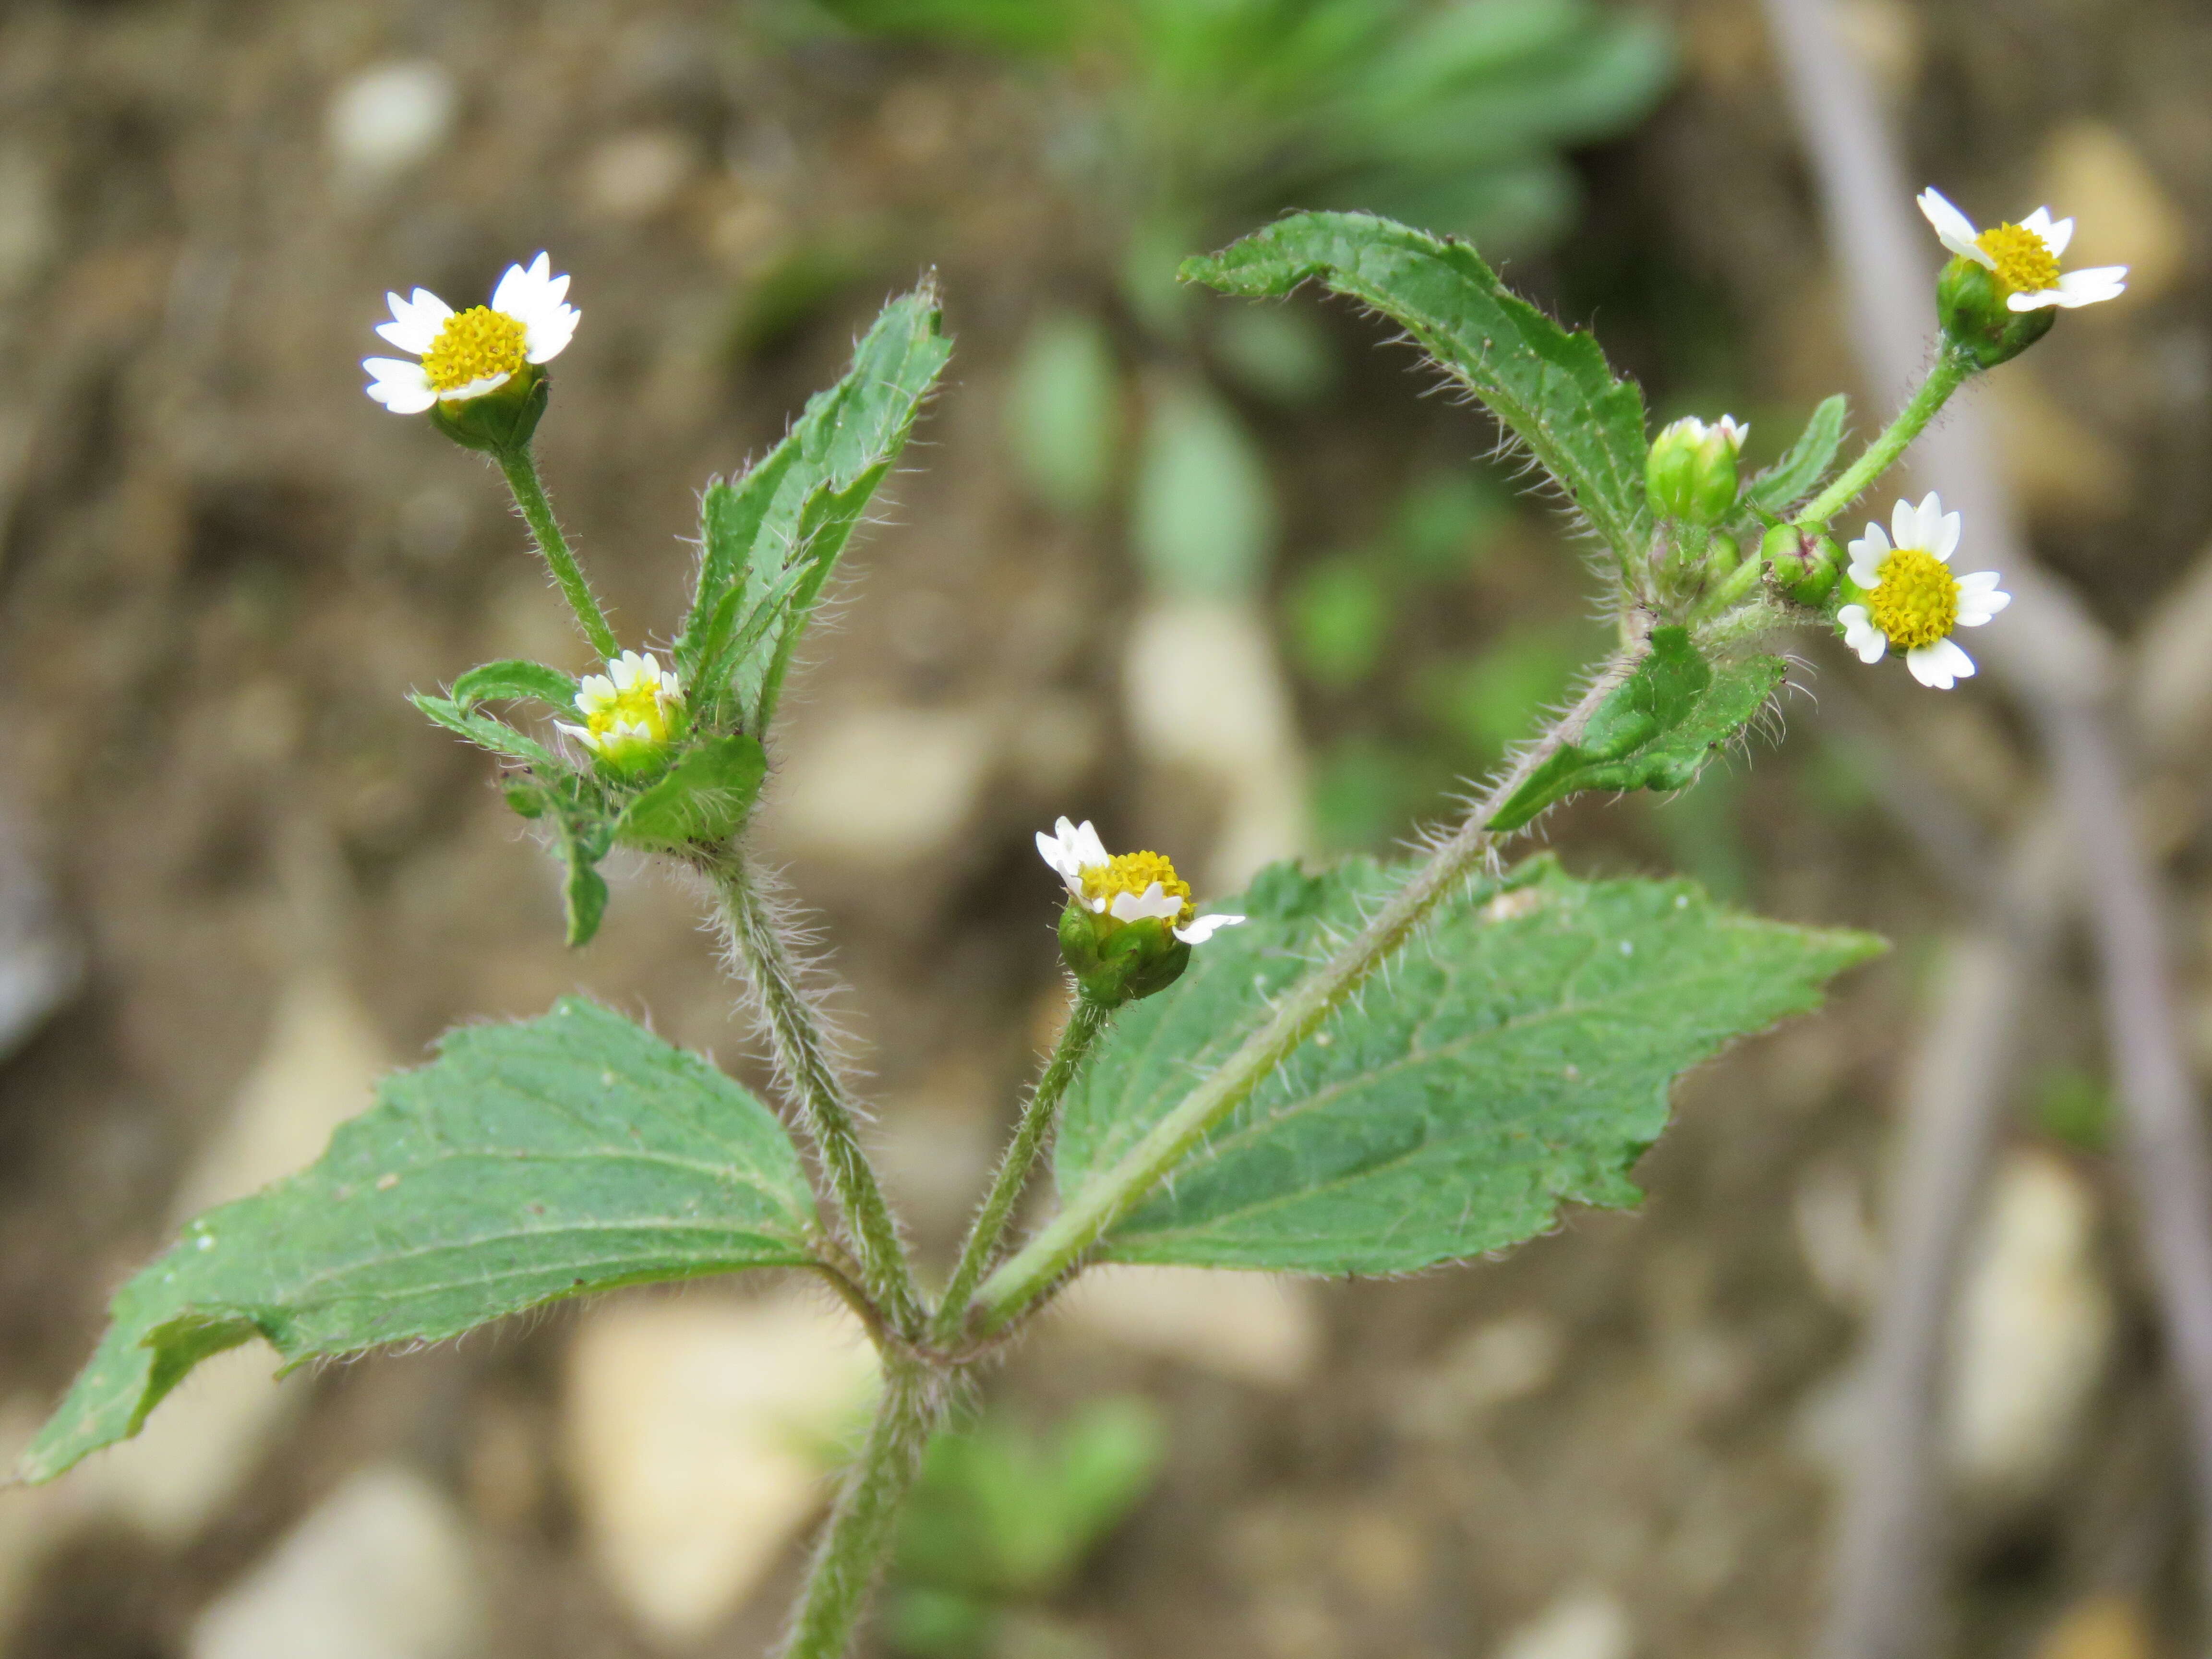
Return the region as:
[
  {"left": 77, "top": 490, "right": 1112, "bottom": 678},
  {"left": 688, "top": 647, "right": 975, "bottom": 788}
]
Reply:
[
  {"left": 1869, "top": 547, "right": 1960, "bottom": 649},
  {"left": 1081, "top": 851, "right": 1195, "bottom": 927},
  {"left": 1974, "top": 223, "right": 2060, "bottom": 297},
  {"left": 421, "top": 305, "right": 528, "bottom": 395},
  {"left": 588, "top": 682, "right": 674, "bottom": 747}
]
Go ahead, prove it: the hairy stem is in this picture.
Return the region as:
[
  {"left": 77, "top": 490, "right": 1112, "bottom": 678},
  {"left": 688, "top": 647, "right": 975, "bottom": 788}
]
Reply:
[
  {"left": 777, "top": 1360, "right": 946, "bottom": 1659},
  {"left": 969, "top": 642, "right": 1649, "bottom": 1335},
  {"left": 1794, "top": 347, "right": 1973, "bottom": 532},
  {"left": 933, "top": 992, "right": 1115, "bottom": 1343},
  {"left": 496, "top": 444, "right": 621, "bottom": 661},
  {"left": 712, "top": 853, "right": 925, "bottom": 1338}
]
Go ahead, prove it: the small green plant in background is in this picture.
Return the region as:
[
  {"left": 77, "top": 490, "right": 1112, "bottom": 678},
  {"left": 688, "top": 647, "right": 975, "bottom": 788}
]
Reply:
[
  {"left": 16, "top": 176, "right": 2124, "bottom": 1659},
  {"left": 888, "top": 1398, "right": 1165, "bottom": 1657}
]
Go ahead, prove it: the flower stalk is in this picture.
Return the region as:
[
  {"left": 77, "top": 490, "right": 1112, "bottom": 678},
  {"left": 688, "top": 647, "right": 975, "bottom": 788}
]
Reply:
[
  {"left": 709, "top": 851, "right": 926, "bottom": 1340},
  {"left": 933, "top": 991, "right": 1117, "bottom": 1344},
  {"left": 1793, "top": 346, "right": 1973, "bottom": 533},
  {"left": 496, "top": 443, "right": 622, "bottom": 661}
]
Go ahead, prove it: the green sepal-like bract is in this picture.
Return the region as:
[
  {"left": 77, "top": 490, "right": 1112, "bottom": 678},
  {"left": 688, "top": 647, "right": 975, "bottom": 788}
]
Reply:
[
  {"left": 614, "top": 734, "right": 769, "bottom": 852},
  {"left": 1937, "top": 258, "right": 2056, "bottom": 370},
  {"left": 1486, "top": 627, "right": 1784, "bottom": 831},
  {"left": 425, "top": 366, "right": 550, "bottom": 455},
  {"left": 1057, "top": 902, "right": 1191, "bottom": 1008}
]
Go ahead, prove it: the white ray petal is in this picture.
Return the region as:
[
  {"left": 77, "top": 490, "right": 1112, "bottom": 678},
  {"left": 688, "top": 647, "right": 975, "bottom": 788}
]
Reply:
[
  {"left": 1174, "top": 914, "right": 1245, "bottom": 945},
  {"left": 1109, "top": 883, "right": 1186, "bottom": 924},
  {"left": 363, "top": 357, "right": 435, "bottom": 413},
  {"left": 1917, "top": 188, "right": 1989, "bottom": 264},
  {"left": 1907, "top": 637, "right": 1975, "bottom": 689}
]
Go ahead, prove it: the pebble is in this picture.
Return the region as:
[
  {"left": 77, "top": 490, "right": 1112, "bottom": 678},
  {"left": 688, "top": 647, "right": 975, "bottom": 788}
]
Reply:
[
  {"left": 1493, "top": 1590, "right": 1634, "bottom": 1659},
  {"left": 74, "top": 1346, "right": 307, "bottom": 1545},
  {"left": 1943, "top": 1148, "right": 2114, "bottom": 1503},
  {"left": 2033, "top": 1594, "right": 2154, "bottom": 1659},
  {"left": 1056, "top": 1265, "right": 1320, "bottom": 1388},
  {"left": 325, "top": 62, "right": 457, "bottom": 187},
  {"left": 767, "top": 705, "right": 994, "bottom": 868},
  {"left": 188, "top": 1465, "right": 482, "bottom": 1659},
  {"left": 562, "top": 1287, "right": 878, "bottom": 1645},
  {"left": 1392, "top": 1313, "right": 1563, "bottom": 1438},
  {"left": 1121, "top": 599, "right": 1310, "bottom": 892}
]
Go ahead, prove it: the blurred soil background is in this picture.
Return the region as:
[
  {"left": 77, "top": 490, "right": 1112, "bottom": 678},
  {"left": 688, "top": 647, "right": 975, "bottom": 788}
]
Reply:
[{"left": 0, "top": 0, "right": 2207, "bottom": 1656}]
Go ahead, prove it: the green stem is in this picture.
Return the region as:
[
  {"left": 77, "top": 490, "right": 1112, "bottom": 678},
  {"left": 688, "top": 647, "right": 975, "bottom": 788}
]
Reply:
[
  {"left": 496, "top": 444, "right": 621, "bottom": 661},
  {"left": 777, "top": 1360, "right": 946, "bottom": 1659},
  {"left": 1793, "top": 348, "right": 1974, "bottom": 532},
  {"left": 712, "top": 853, "right": 926, "bottom": 1339},
  {"left": 933, "top": 993, "right": 1114, "bottom": 1343},
  {"left": 969, "top": 643, "right": 1649, "bottom": 1335}
]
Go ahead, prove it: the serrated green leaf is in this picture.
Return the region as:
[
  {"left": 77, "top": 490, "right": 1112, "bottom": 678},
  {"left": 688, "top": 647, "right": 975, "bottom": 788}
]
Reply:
[
  {"left": 410, "top": 692, "right": 564, "bottom": 771},
  {"left": 452, "top": 660, "right": 580, "bottom": 712},
  {"left": 1485, "top": 628, "right": 1784, "bottom": 832},
  {"left": 1054, "top": 857, "right": 1880, "bottom": 1275},
  {"left": 21, "top": 999, "right": 819, "bottom": 1484},
  {"left": 1182, "top": 212, "right": 1649, "bottom": 563},
  {"left": 1745, "top": 394, "right": 1848, "bottom": 515},
  {"left": 615, "top": 735, "right": 769, "bottom": 852},
  {"left": 676, "top": 285, "right": 952, "bottom": 733}
]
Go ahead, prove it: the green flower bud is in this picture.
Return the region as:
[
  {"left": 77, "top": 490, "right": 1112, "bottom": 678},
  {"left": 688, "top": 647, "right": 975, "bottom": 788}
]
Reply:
[
  {"left": 1646, "top": 415, "right": 1747, "bottom": 524},
  {"left": 427, "top": 364, "right": 551, "bottom": 455},
  {"left": 1936, "top": 256, "right": 2056, "bottom": 371},
  {"left": 1058, "top": 901, "right": 1190, "bottom": 1007},
  {"left": 1761, "top": 523, "right": 1839, "bottom": 606}
]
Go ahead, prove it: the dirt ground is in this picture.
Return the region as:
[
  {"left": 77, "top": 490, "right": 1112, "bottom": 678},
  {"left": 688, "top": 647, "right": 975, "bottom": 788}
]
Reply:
[{"left": 0, "top": 0, "right": 2208, "bottom": 1655}]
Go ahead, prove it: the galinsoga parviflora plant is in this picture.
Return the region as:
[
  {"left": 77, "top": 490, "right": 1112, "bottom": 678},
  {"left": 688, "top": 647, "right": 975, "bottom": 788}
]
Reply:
[{"left": 19, "top": 191, "right": 2125, "bottom": 1655}]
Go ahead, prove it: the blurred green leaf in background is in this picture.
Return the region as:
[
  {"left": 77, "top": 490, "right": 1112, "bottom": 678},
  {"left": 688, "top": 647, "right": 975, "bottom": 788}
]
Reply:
[{"left": 889, "top": 1398, "right": 1166, "bottom": 1657}]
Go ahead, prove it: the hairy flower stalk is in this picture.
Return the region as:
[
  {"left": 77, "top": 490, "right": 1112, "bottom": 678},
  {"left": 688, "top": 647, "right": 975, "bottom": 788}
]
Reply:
[
  {"left": 933, "top": 993, "right": 1116, "bottom": 1344},
  {"left": 710, "top": 852, "right": 926, "bottom": 1339}
]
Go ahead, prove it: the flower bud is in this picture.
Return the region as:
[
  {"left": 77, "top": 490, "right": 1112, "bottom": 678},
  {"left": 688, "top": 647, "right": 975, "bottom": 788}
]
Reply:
[
  {"left": 1646, "top": 416, "right": 1746, "bottom": 524},
  {"left": 1936, "top": 257, "right": 2056, "bottom": 370},
  {"left": 427, "top": 364, "right": 550, "bottom": 455},
  {"left": 1058, "top": 901, "right": 1190, "bottom": 1007},
  {"left": 1761, "top": 523, "right": 1839, "bottom": 606}
]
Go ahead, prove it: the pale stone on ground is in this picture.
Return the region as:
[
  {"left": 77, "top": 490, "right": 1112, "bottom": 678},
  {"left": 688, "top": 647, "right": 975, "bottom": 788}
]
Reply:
[
  {"left": 1122, "top": 599, "right": 1311, "bottom": 893},
  {"left": 73, "top": 1346, "right": 308, "bottom": 1544},
  {"left": 1493, "top": 1590, "right": 1635, "bottom": 1659},
  {"left": 1943, "top": 1147, "right": 2114, "bottom": 1502},
  {"left": 1057, "top": 1264, "right": 1320, "bottom": 1388},
  {"left": 188, "top": 1464, "right": 482, "bottom": 1659},
  {"left": 563, "top": 1286, "right": 879, "bottom": 1646},
  {"left": 768, "top": 705, "right": 995, "bottom": 867},
  {"left": 325, "top": 62, "right": 457, "bottom": 187}
]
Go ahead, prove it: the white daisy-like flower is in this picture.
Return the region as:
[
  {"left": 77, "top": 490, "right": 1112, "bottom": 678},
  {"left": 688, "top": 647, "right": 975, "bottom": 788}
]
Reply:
[
  {"left": 1035, "top": 817, "right": 1244, "bottom": 945},
  {"left": 1835, "top": 493, "right": 2010, "bottom": 690},
  {"left": 1916, "top": 189, "right": 2128, "bottom": 312},
  {"left": 556, "top": 650, "right": 683, "bottom": 763},
  {"left": 363, "top": 253, "right": 581, "bottom": 414}
]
